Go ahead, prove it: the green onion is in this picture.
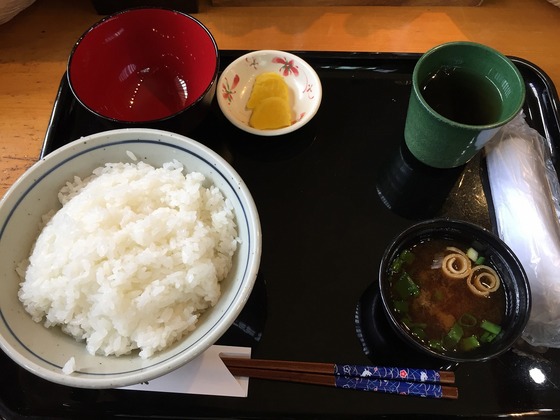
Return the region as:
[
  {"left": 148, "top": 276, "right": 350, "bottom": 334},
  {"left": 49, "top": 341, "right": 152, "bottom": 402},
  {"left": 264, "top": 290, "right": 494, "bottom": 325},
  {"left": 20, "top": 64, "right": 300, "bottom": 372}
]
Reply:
[
  {"left": 460, "top": 335, "right": 481, "bottom": 351},
  {"left": 475, "top": 256, "right": 486, "bottom": 265},
  {"left": 428, "top": 339, "right": 445, "bottom": 351},
  {"left": 400, "top": 317, "right": 428, "bottom": 333},
  {"left": 393, "top": 300, "right": 409, "bottom": 314},
  {"left": 466, "top": 247, "right": 479, "bottom": 262},
  {"left": 443, "top": 322, "right": 464, "bottom": 349},
  {"left": 400, "top": 249, "right": 415, "bottom": 264},
  {"left": 480, "top": 331, "right": 498, "bottom": 343},
  {"left": 394, "top": 272, "right": 420, "bottom": 300},
  {"left": 459, "top": 313, "right": 477, "bottom": 328},
  {"left": 390, "top": 249, "right": 415, "bottom": 273},
  {"left": 411, "top": 326, "right": 427, "bottom": 341},
  {"left": 390, "top": 258, "right": 403, "bottom": 273},
  {"left": 481, "top": 320, "right": 502, "bottom": 335}
]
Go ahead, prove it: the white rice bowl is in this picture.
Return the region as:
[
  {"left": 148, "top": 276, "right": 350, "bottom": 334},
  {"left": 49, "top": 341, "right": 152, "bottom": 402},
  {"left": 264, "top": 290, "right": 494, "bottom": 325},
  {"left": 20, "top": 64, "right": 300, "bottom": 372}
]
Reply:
[{"left": 0, "top": 128, "right": 261, "bottom": 388}]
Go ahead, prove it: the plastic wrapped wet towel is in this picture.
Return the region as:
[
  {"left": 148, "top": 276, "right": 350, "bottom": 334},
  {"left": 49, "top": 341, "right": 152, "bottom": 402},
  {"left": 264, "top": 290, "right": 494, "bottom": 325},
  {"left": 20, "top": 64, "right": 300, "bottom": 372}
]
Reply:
[{"left": 485, "top": 113, "right": 560, "bottom": 348}]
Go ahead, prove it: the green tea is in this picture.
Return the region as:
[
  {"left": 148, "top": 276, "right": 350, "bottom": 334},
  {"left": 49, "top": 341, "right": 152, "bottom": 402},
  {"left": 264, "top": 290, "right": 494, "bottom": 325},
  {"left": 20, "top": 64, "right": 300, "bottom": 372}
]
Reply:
[{"left": 421, "top": 66, "right": 502, "bottom": 126}]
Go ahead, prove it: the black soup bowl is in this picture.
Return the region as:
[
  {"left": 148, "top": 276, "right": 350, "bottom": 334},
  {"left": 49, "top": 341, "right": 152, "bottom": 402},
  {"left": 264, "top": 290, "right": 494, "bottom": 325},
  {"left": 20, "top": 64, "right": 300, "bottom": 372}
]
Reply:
[{"left": 378, "top": 218, "right": 531, "bottom": 363}]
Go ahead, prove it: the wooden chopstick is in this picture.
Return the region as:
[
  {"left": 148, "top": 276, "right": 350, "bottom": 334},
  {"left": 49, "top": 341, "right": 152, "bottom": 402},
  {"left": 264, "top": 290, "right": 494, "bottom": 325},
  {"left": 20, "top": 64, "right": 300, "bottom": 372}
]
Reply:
[
  {"left": 225, "top": 365, "right": 458, "bottom": 400},
  {"left": 221, "top": 357, "right": 455, "bottom": 384}
]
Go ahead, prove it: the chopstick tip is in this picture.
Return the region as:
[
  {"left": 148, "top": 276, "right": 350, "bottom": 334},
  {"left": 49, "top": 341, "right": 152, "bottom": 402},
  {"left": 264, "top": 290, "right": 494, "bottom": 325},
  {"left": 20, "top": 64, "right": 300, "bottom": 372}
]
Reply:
[{"left": 443, "top": 386, "right": 459, "bottom": 400}]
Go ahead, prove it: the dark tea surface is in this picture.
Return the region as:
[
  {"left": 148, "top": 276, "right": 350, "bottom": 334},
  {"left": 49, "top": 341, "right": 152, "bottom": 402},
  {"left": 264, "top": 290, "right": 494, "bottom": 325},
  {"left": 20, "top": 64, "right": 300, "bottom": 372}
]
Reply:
[{"left": 421, "top": 66, "right": 502, "bottom": 126}]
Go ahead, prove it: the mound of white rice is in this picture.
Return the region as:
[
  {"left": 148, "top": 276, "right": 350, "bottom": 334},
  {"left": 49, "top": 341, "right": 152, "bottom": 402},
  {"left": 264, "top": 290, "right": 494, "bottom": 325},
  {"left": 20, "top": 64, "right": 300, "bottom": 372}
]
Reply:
[{"left": 17, "top": 160, "right": 238, "bottom": 359}]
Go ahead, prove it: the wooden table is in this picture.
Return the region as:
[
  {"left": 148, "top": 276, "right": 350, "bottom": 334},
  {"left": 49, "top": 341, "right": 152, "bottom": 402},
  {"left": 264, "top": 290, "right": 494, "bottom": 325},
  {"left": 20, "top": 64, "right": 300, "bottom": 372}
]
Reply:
[{"left": 1, "top": 0, "right": 559, "bottom": 198}]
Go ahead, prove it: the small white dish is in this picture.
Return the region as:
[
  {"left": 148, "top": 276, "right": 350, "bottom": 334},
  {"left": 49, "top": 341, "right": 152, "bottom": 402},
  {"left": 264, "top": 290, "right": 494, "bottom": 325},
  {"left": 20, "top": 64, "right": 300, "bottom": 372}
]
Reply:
[{"left": 217, "top": 50, "right": 322, "bottom": 136}]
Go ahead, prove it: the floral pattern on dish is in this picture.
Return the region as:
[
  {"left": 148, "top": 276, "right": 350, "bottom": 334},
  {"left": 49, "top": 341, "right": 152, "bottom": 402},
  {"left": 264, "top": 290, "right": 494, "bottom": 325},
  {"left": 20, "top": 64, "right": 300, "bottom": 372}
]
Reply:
[{"left": 221, "top": 74, "right": 240, "bottom": 105}]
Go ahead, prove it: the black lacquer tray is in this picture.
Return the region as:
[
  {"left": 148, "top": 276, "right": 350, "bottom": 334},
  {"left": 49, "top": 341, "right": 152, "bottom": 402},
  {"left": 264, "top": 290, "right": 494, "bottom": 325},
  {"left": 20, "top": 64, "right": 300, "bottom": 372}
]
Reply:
[{"left": 2, "top": 51, "right": 560, "bottom": 419}]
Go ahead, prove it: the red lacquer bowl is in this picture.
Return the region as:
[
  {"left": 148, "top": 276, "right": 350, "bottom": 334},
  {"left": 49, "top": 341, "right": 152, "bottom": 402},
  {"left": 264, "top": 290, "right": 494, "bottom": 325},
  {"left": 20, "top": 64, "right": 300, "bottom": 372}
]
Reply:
[{"left": 68, "top": 8, "right": 219, "bottom": 127}]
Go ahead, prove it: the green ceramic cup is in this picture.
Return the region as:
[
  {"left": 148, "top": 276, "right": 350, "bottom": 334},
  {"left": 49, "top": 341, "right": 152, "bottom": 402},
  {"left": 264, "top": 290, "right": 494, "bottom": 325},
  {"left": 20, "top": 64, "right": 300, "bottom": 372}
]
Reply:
[{"left": 404, "top": 41, "right": 525, "bottom": 169}]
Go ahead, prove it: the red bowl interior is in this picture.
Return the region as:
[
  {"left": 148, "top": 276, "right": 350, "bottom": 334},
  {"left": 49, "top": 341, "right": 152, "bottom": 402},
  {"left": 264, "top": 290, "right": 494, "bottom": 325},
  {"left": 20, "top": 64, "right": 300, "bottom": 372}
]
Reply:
[{"left": 68, "top": 9, "right": 218, "bottom": 123}]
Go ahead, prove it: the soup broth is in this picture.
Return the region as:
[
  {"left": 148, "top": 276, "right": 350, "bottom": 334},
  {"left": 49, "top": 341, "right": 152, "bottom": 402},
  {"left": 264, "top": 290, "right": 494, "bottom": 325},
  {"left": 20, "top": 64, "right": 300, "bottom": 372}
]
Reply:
[{"left": 388, "top": 238, "right": 505, "bottom": 353}]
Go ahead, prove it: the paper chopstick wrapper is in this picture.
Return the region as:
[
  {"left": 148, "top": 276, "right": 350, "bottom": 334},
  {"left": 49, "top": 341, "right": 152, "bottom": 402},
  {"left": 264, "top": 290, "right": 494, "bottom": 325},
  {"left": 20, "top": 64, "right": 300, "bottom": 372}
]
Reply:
[{"left": 121, "top": 345, "right": 251, "bottom": 397}]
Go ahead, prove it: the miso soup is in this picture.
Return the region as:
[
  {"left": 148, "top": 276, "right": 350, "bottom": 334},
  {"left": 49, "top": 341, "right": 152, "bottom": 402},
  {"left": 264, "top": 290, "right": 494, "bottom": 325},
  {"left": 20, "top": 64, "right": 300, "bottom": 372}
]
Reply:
[{"left": 388, "top": 238, "right": 505, "bottom": 353}]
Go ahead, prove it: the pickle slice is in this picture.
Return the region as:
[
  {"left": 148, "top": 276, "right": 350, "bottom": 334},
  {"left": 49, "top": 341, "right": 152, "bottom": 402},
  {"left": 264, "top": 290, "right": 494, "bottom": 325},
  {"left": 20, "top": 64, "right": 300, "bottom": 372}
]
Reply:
[
  {"left": 249, "top": 96, "right": 291, "bottom": 130},
  {"left": 246, "top": 72, "right": 289, "bottom": 110}
]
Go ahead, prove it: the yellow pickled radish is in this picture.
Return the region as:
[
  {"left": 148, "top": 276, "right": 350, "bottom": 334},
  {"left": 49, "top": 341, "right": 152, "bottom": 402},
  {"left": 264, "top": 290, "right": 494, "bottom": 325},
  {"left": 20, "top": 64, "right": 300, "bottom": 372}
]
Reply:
[
  {"left": 246, "top": 72, "right": 289, "bottom": 109},
  {"left": 249, "top": 97, "right": 291, "bottom": 130}
]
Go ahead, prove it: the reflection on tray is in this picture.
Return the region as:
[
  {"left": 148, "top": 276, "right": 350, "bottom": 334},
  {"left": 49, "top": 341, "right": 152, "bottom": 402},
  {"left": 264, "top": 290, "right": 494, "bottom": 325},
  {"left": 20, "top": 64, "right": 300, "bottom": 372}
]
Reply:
[
  {"left": 217, "top": 273, "right": 267, "bottom": 347},
  {"left": 376, "top": 139, "right": 466, "bottom": 220}
]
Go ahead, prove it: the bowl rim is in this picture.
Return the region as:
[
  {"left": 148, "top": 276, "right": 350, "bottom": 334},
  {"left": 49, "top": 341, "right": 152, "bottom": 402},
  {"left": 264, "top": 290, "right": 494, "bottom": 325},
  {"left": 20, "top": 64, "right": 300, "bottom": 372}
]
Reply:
[
  {"left": 378, "top": 217, "right": 531, "bottom": 363},
  {"left": 0, "top": 128, "right": 262, "bottom": 388},
  {"left": 67, "top": 8, "right": 220, "bottom": 125},
  {"left": 217, "top": 49, "right": 322, "bottom": 137}
]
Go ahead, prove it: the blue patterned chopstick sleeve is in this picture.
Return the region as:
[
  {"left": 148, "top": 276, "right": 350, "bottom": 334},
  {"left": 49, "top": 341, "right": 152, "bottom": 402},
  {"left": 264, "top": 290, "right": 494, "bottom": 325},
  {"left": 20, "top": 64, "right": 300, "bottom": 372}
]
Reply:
[
  {"left": 334, "top": 377, "right": 444, "bottom": 398},
  {"left": 333, "top": 364, "right": 441, "bottom": 383}
]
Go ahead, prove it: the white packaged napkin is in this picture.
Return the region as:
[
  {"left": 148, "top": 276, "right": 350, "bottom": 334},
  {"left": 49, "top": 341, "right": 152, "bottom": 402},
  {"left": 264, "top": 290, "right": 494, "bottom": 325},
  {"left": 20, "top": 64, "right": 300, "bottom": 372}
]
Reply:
[{"left": 485, "top": 113, "right": 560, "bottom": 348}]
